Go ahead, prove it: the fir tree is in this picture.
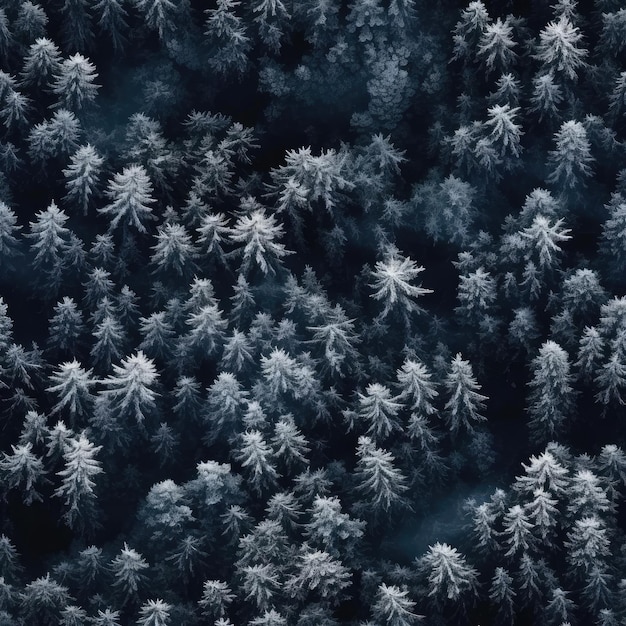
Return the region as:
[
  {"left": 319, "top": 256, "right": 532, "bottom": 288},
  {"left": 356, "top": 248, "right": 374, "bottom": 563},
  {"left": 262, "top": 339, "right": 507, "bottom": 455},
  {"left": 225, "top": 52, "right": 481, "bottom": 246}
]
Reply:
[
  {"left": 52, "top": 53, "right": 100, "bottom": 111},
  {"left": 354, "top": 436, "right": 408, "bottom": 514},
  {"left": 92, "top": 0, "right": 128, "bottom": 52},
  {"left": 234, "top": 430, "right": 280, "bottom": 495},
  {"left": 19, "top": 574, "right": 70, "bottom": 625},
  {"left": 547, "top": 120, "right": 594, "bottom": 190},
  {"left": 443, "top": 353, "right": 487, "bottom": 435},
  {"left": 101, "top": 351, "right": 159, "bottom": 425},
  {"left": 527, "top": 340, "right": 575, "bottom": 443},
  {"left": 198, "top": 580, "right": 235, "bottom": 621},
  {"left": 98, "top": 165, "right": 156, "bottom": 235},
  {"left": 63, "top": 144, "right": 103, "bottom": 215},
  {"left": 371, "top": 583, "right": 422, "bottom": 626},
  {"left": 20, "top": 37, "right": 62, "bottom": 89},
  {"left": 58, "top": 0, "right": 93, "bottom": 52},
  {"left": 285, "top": 548, "right": 351, "bottom": 606},
  {"left": 134, "top": 0, "right": 188, "bottom": 41},
  {"left": 418, "top": 542, "right": 479, "bottom": 608},
  {"left": 150, "top": 223, "right": 197, "bottom": 278},
  {"left": 240, "top": 562, "right": 281, "bottom": 611},
  {"left": 502, "top": 504, "right": 536, "bottom": 557},
  {"left": 534, "top": 16, "right": 587, "bottom": 82},
  {"left": 26, "top": 200, "right": 71, "bottom": 293},
  {"left": 47, "top": 360, "right": 95, "bottom": 425},
  {"left": 0, "top": 202, "right": 22, "bottom": 275},
  {"left": 357, "top": 383, "right": 403, "bottom": 441},
  {"left": 271, "top": 414, "right": 310, "bottom": 471},
  {"left": 14, "top": 2, "right": 48, "bottom": 44},
  {"left": 0, "top": 442, "right": 47, "bottom": 504},
  {"left": 369, "top": 248, "right": 432, "bottom": 321},
  {"left": 54, "top": 433, "right": 103, "bottom": 532},
  {"left": 204, "top": 0, "right": 251, "bottom": 75},
  {"left": 515, "top": 450, "right": 570, "bottom": 496},
  {"left": 530, "top": 72, "right": 563, "bottom": 123},
  {"left": 110, "top": 543, "right": 149, "bottom": 604},
  {"left": 90, "top": 314, "right": 127, "bottom": 372},
  {"left": 229, "top": 208, "right": 292, "bottom": 276}
]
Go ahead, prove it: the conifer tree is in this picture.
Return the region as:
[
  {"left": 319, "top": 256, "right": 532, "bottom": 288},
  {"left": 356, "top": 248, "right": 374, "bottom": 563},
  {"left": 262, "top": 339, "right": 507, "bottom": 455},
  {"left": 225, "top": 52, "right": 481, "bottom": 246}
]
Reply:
[
  {"left": 452, "top": 1, "right": 490, "bottom": 63},
  {"left": 54, "top": 432, "right": 103, "bottom": 532},
  {"left": 110, "top": 543, "right": 149, "bottom": 604},
  {"left": 234, "top": 430, "right": 280, "bottom": 495},
  {"left": 0, "top": 202, "right": 22, "bottom": 275},
  {"left": 489, "top": 567, "right": 516, "bottom": 623},
  {"left": 204, "top": 0, "right": 251, "bottom": 76},
  {"left": 198, "top": 580, "right": 235, "bottom": 621},
  {"left": 150, "top": 223, "right": 197, "bottom": 278},
  {"left": 477, "top": 18, "right": 517, "bottom": 74},
  {"left": 220, "top": 329, "right": 256, "bottom": 373},
  {"left": 20, "top": 37, "right": 62, "bottom": 89},
  {"left": 547, "top": 120, "right": 594, "bottom": 190},
  {"left": 229, "top": 208, "right": 292, "bottom": 276},
  {"left": 90, "top": 314, "right": 127, "bottom": 372},
  {"left": 515, "top": 450, "right": 570, "bottom": 496},
  {"left": 418, "top": 542, "right": 479, "bottom": 608},
  {"left": 63, "top": 144, "right": 103, "bottom": 215},
  {"left": 285, "top": 548, "right": 351, "bottom": 605},
  {"left": 530, "top": 72, "right": 563, "bottom": 122},
  {"left": 0, "top": 442, "right": 47, "bottom": 504},
  {"left": 369, "top": 249, "right": 432, "bottom": 321},
  {"left": 502, "top": 504, "right": 536, "bottom": 557},
  {"left": 443, "top": 353, "right": 487, "bottom": 435},
  {"left": 534, "top": 16, "right": 587, "bottom": 82},
  {"left": 271, "top": 414, "right": 310, "bottom": 471},
  {"left": 134, "top": 0, "right": 189, "bottom": 41},
  {"left": 357, "top": 383, "right": 403, "bottom": 441},
  {"left": 92, "top": 0, "right": 128, "bottom": 52},
  {"left": 26, "top": 200, "right": 71, "bottom": 293},
  {"left": 28, "top": 109, "right": 82, "bottom": 164},
  {"left": 372, "top": 583, "right": 422, "bottom": 626},
  {"left": 527, "top": 340, "right": 575, "bottom": 443},
  {"left": 14, "top": 2, "right": 48, "bottom": 44},
  {"left": 58, "top": 0, "right": 93, "bottom": 52},
  {"left": 304, "top": 495, "right": 365, "bottom": 560},
  {"left": 19, "top": 574, "right": 70, "bottom": 625},
  {"left": 52, "top": 54, "right": 100, "bottom": 111},
  {"left": 354, "top": 436, "right": 408, "bottom": 514},
  {"left": 240, "top": 562, "right": 280, "bottom": 611},
  {"left": 139, "top": 312, "right": 176, "bottom": 362},
  {"left": 47, "top": 360, "right": 95, "bottom": 425},
  {"left": 595, "top": 352, "right": 626, "bottom": 406},
  {"left": 98, "top": 165, "right": 156, "bottom": 235},
  {"left": 101, "top": 351, "right": 159, "bottom": 425}
]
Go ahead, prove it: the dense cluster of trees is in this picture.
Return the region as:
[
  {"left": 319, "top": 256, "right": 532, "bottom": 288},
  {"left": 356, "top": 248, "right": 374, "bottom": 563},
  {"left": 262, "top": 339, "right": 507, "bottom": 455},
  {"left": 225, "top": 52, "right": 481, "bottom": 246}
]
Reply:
[{"left": 0, "top": 0, "right": 625, "bottom": 624}]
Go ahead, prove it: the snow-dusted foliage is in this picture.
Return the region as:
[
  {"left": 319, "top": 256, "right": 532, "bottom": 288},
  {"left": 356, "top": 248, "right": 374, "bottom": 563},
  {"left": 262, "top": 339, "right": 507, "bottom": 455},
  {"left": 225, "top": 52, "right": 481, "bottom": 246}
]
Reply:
[{"left": 1, "top": 1, "right": 626, "bottom": 624}]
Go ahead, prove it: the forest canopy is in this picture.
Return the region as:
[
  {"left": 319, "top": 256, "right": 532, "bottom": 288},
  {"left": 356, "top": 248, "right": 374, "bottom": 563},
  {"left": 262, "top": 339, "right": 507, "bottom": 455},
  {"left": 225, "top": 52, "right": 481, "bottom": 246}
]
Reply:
[{"left": 0, "top": 0, "right": 625, "bottom": 625}]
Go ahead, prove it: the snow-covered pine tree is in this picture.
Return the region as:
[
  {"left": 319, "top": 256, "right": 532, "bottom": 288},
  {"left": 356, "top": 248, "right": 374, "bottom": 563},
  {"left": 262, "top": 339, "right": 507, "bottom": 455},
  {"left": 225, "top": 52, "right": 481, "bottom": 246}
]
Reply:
[
  {"left": 47, "top": 360, "right": 95, "bottom": 426},
  {"left": 100, "top": 351, "right": 159, "bottom": 425},
  {"left": 417, "top": 542, "right": 479, "bottom": 609},
  {"left": 20, "top": 37, "right": 62, "bottom": 89},
  {"left": 63, "top": 144, "right": 103, "bottom": 215},
  {"left": 443, "top": 353, "right": 487, "bottom": 435},
  {"left": 527, "top": 340, "right": 575, "bottom": 443},
  {"left": 354, "top": 436, "right": 409, "bottom": 515},
  {"left": 54, "top": 432, "right": 103, "bottom": 532},
  {"left": 98, "top": 165, "right": 156, "bottom": 235},
  {"left": 110, "top": 543, "right": 149, "bottom": 604},
  {"left": 233, "top": 430, "right": 280, "bottom": 495},
  {"left": 547, "top": 120, "right": 594, "bottom": 190},
  {"left": 52, "top": 53, "right": 100, "bottom": 111},
  {"left": 534, "top": 16, "right": 588, "bottom": 82}
]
